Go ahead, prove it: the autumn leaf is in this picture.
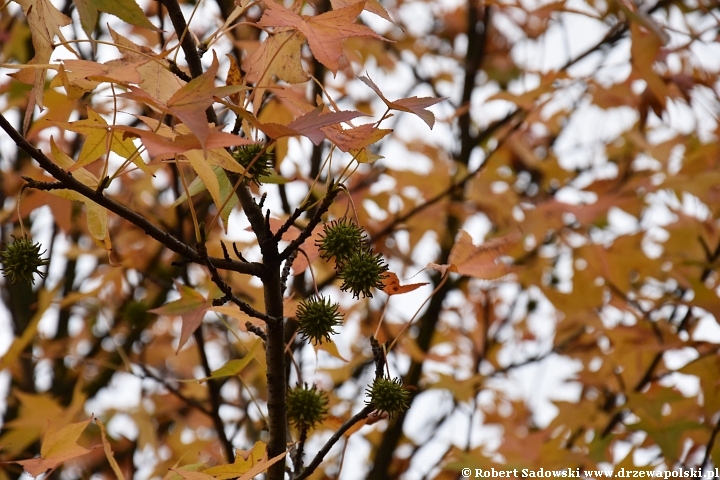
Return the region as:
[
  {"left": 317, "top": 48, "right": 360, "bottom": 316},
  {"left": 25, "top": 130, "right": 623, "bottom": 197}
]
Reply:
[
  {"left": 202, "top": 441, "right": 283, "bottom": 480},
  {"left": 322, "top": 122, "right": 392, "bottom": 152},
  {"left": 45, "top": 185, "right": 110, "bottom": 247},
  {"left": 358, "top": 76, "right": 445, "bottom": 128},
  {"left": 165, "top": 53, "right": 244, "bottom": 149},
  {"left": 120, "top": 53, "right": 245, "bottom": 149},
  {"left": 226, "top": 55, "right": 244, "bottom": 105},
  {"left": 73, "top": 0, "right": 157, "bottom": 38},
  {"left": 13, "top": 0, "right": 73, "bottom": 129},
  {"left": 381, "top": 271, "right": 428, "bottom": 295},
  {"left": 109, "top": 27, "right": 186, "bottom": 104},
  {"left": 170, "top": 470, "right": 215, "bottom": 480},
  {"left": 96, "top": 418, "right": 126, "bottom": 480},
  {"left": 630, "top": 22, "right": 667, "bottom": 113},
  {"left": 242, "top": 105, "right": 368, "bottom": 145},
  {"left": 429, "top": 230, "right": 519, "bottom": 280},
  {"left": 149, "top": 283, "right": 211, "bottom": 353},
  {"left": 242, "top": 30, "right": 308, "bottom": 85},
  {"left": 259, "top": 0, "right": 387, "bottom": 73},
  {"left": 53, "top": 107, "right": 148, "bottom": 174},
  {"left": 60, "top": 58, "right": 143, "bottom": 86},
  {"left": 115, "top": 124, "right": 253, "bottom": 158},
  {"left": 330, "top": 0, "right": 394, "bottom": 23},
  {"left": 14, "top": 419, "right": 94, "bottom": 477},
  {"left": 193, "top": 341, "right": 261, "bottom": 382}
]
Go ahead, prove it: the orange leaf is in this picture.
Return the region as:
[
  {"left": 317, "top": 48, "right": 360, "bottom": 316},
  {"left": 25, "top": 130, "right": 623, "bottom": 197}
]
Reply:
[
  {"left": 381, "top": 271, "right": 428, "bottom": 295},
  {"left": 330, "top": 0, "right": 393, "bottom": 23},
  {"left": 446, "top": 230, "right": 520, "bottom": 280},
  {"left": 322, "top": 123, "right": 392, "bottom": 152},
  {"left": 226, "top": 54, "right": 245, "bottom": 105},
  {"left": 259, "top": 0, "right": 387, "bottom": 73},
  {"left": 242, "top": 30, "right": 308, "bottom": 85}
]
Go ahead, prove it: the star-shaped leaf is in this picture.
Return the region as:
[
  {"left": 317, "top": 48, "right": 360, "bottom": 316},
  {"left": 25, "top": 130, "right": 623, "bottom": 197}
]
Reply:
[
  {"left": 149, "top": 284, "right": 211, "bottom": 353},
  {"left": 359, "top": 76, "right": 445, "bottom": 128},
  {"left": 259, "top": 0, "right": 387, "bottom": 73},
  {"left": 14, "top": 420, "right": 94, "bottom": 477}
]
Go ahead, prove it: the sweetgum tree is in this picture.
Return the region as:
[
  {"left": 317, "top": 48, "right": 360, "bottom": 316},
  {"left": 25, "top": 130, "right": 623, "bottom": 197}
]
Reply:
[{"left": 1, "top": 0, "right": 720, "bottom": 478}]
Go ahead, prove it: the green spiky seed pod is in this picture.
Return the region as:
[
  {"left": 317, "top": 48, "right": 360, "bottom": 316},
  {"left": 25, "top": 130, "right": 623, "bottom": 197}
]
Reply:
[
  {"left": 122, "top": 300, "right": 150, "bottom": 327},
  {"left": 0, "top": 236, "right": 49, "bottom": 284},
  {"left": 316, "top": 218, "right": 366, "bottom": 264},
  {"left": 365, "top": 377, "right": 410, "bottom": 417},
  {"left": 231, "top": 144, "right": 273, "bottom": 185},
  {"left": 287, "top": 384, "right": 328, "bottom": 430},
  {"left": 337, "top": 248, "right": 389, "bottom": 299},
  {"left": 296, "top": 296, "right": 343, "bottom": 344}
]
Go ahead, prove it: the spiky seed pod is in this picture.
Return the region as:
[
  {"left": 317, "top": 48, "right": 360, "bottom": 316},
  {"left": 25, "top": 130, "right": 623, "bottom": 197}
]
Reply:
[
  {"left": 337, "top": 248, "right": 389, "bottom": 299},
  {"left": 365, "top": 377, "right": 410, "bottom": 417},
  {"left": 287, "top": 384, "right": 329, "bottom": 430},
  {"left": 315, "top": 218, "right": 366, "bottom": 264},
  {"left": 0, "top": 236, "right": 49, "bottom": 284},
  {"left": 122, "top": 300, "right": 149, "bottom": 327},
  {"left": 231, "top": 144, "right": 273, "bottom": 185},
  {"left": 296, "top": 296, "right": 344, "bottom": 344}
]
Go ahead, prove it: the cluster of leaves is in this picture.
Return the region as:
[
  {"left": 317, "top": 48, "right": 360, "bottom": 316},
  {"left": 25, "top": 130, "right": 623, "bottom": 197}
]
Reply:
[{"left": 1, "top": 0, "right": 720, "bottom": 479}]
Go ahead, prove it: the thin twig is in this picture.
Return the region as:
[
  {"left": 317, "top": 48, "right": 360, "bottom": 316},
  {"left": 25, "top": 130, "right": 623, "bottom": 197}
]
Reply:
[{"left": 294, "top": 405, "right": 374, "bottom": 480}]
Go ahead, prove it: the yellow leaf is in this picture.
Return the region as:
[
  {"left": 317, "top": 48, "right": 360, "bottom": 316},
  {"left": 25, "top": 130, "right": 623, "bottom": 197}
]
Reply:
[
  {"left": 16, "top": 419, "right": 93, "bottom": 477},
  {"left": 182, "top": 150, "right": 223, "bottom": 221},
  {"left": 190, "top": 340, "right": 261, "bottom": 383},
  {"left": 54, "top": 108, "right": 148, "bottom": 174},
  {"left": 96, "top": 418, "right": 126, "bottom": 480},
  {"left": 202, "top": 442, "right": 285, "bottom": 480},
  {"left": 45, "top": 189, "right": 110, "bottom": 246},
  {"left": 313, "top": 340, "right": 348, "bottom": 362},
  {"left": 50, "top": 137, "right": 99, "bottom": 187}
]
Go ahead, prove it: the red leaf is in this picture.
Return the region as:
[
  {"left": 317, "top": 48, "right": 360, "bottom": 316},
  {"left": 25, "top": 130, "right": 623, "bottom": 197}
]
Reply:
[
  {"left": 359, "top": 75, "right": 445, "bottom": 128},
  {"left": 380, "top": 272, "right": 428, "bottom": 295}
]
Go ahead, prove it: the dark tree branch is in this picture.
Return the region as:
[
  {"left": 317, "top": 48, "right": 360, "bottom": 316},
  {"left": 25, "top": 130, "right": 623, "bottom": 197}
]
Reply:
[
  {"left": 702, "top": 412, "right": 720, "bottom": 473},
  {"left": 193, "top": 326, "right": 235, "bottom": 462},
  {"left": 279, "top": 185, "right": 340, "bottom": 261},
  {"left": 0, "top": 113, "right": 263, "bottom": 278},
  {"left": 294, "top": 405, "right": 374, "bottom": 480},
  {"left": 159, "top": 0, "right": 220, "bottom": 128},
  {"left": 138, "top": 364, "right": 212, "bottom": 416},
  {"left": 292, "top": 427, "right": 308, "bottom": 475},
  {"left": 458, "top": 3, "right": 491, "bottom": 166},
  {"left": 198, "top": 241, "right": 278, "bottom": 322},
  {"left": 245, "top": 322, "right": 268, "bottom": 342}
]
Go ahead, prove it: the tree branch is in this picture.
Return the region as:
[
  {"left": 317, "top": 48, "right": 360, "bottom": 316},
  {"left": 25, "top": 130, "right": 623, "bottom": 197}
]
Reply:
[
  {"left": 0, "top": 113, "right": 262, "bottom": 277},
  {"left": 193, "top": 326, "right": 235, "bottom": 462},
  {"left": 294, "top": 405, "right": 374, "bottom": 480},
  {"left": 279, "top": 185, "right": 340, "bottom": 261}
]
